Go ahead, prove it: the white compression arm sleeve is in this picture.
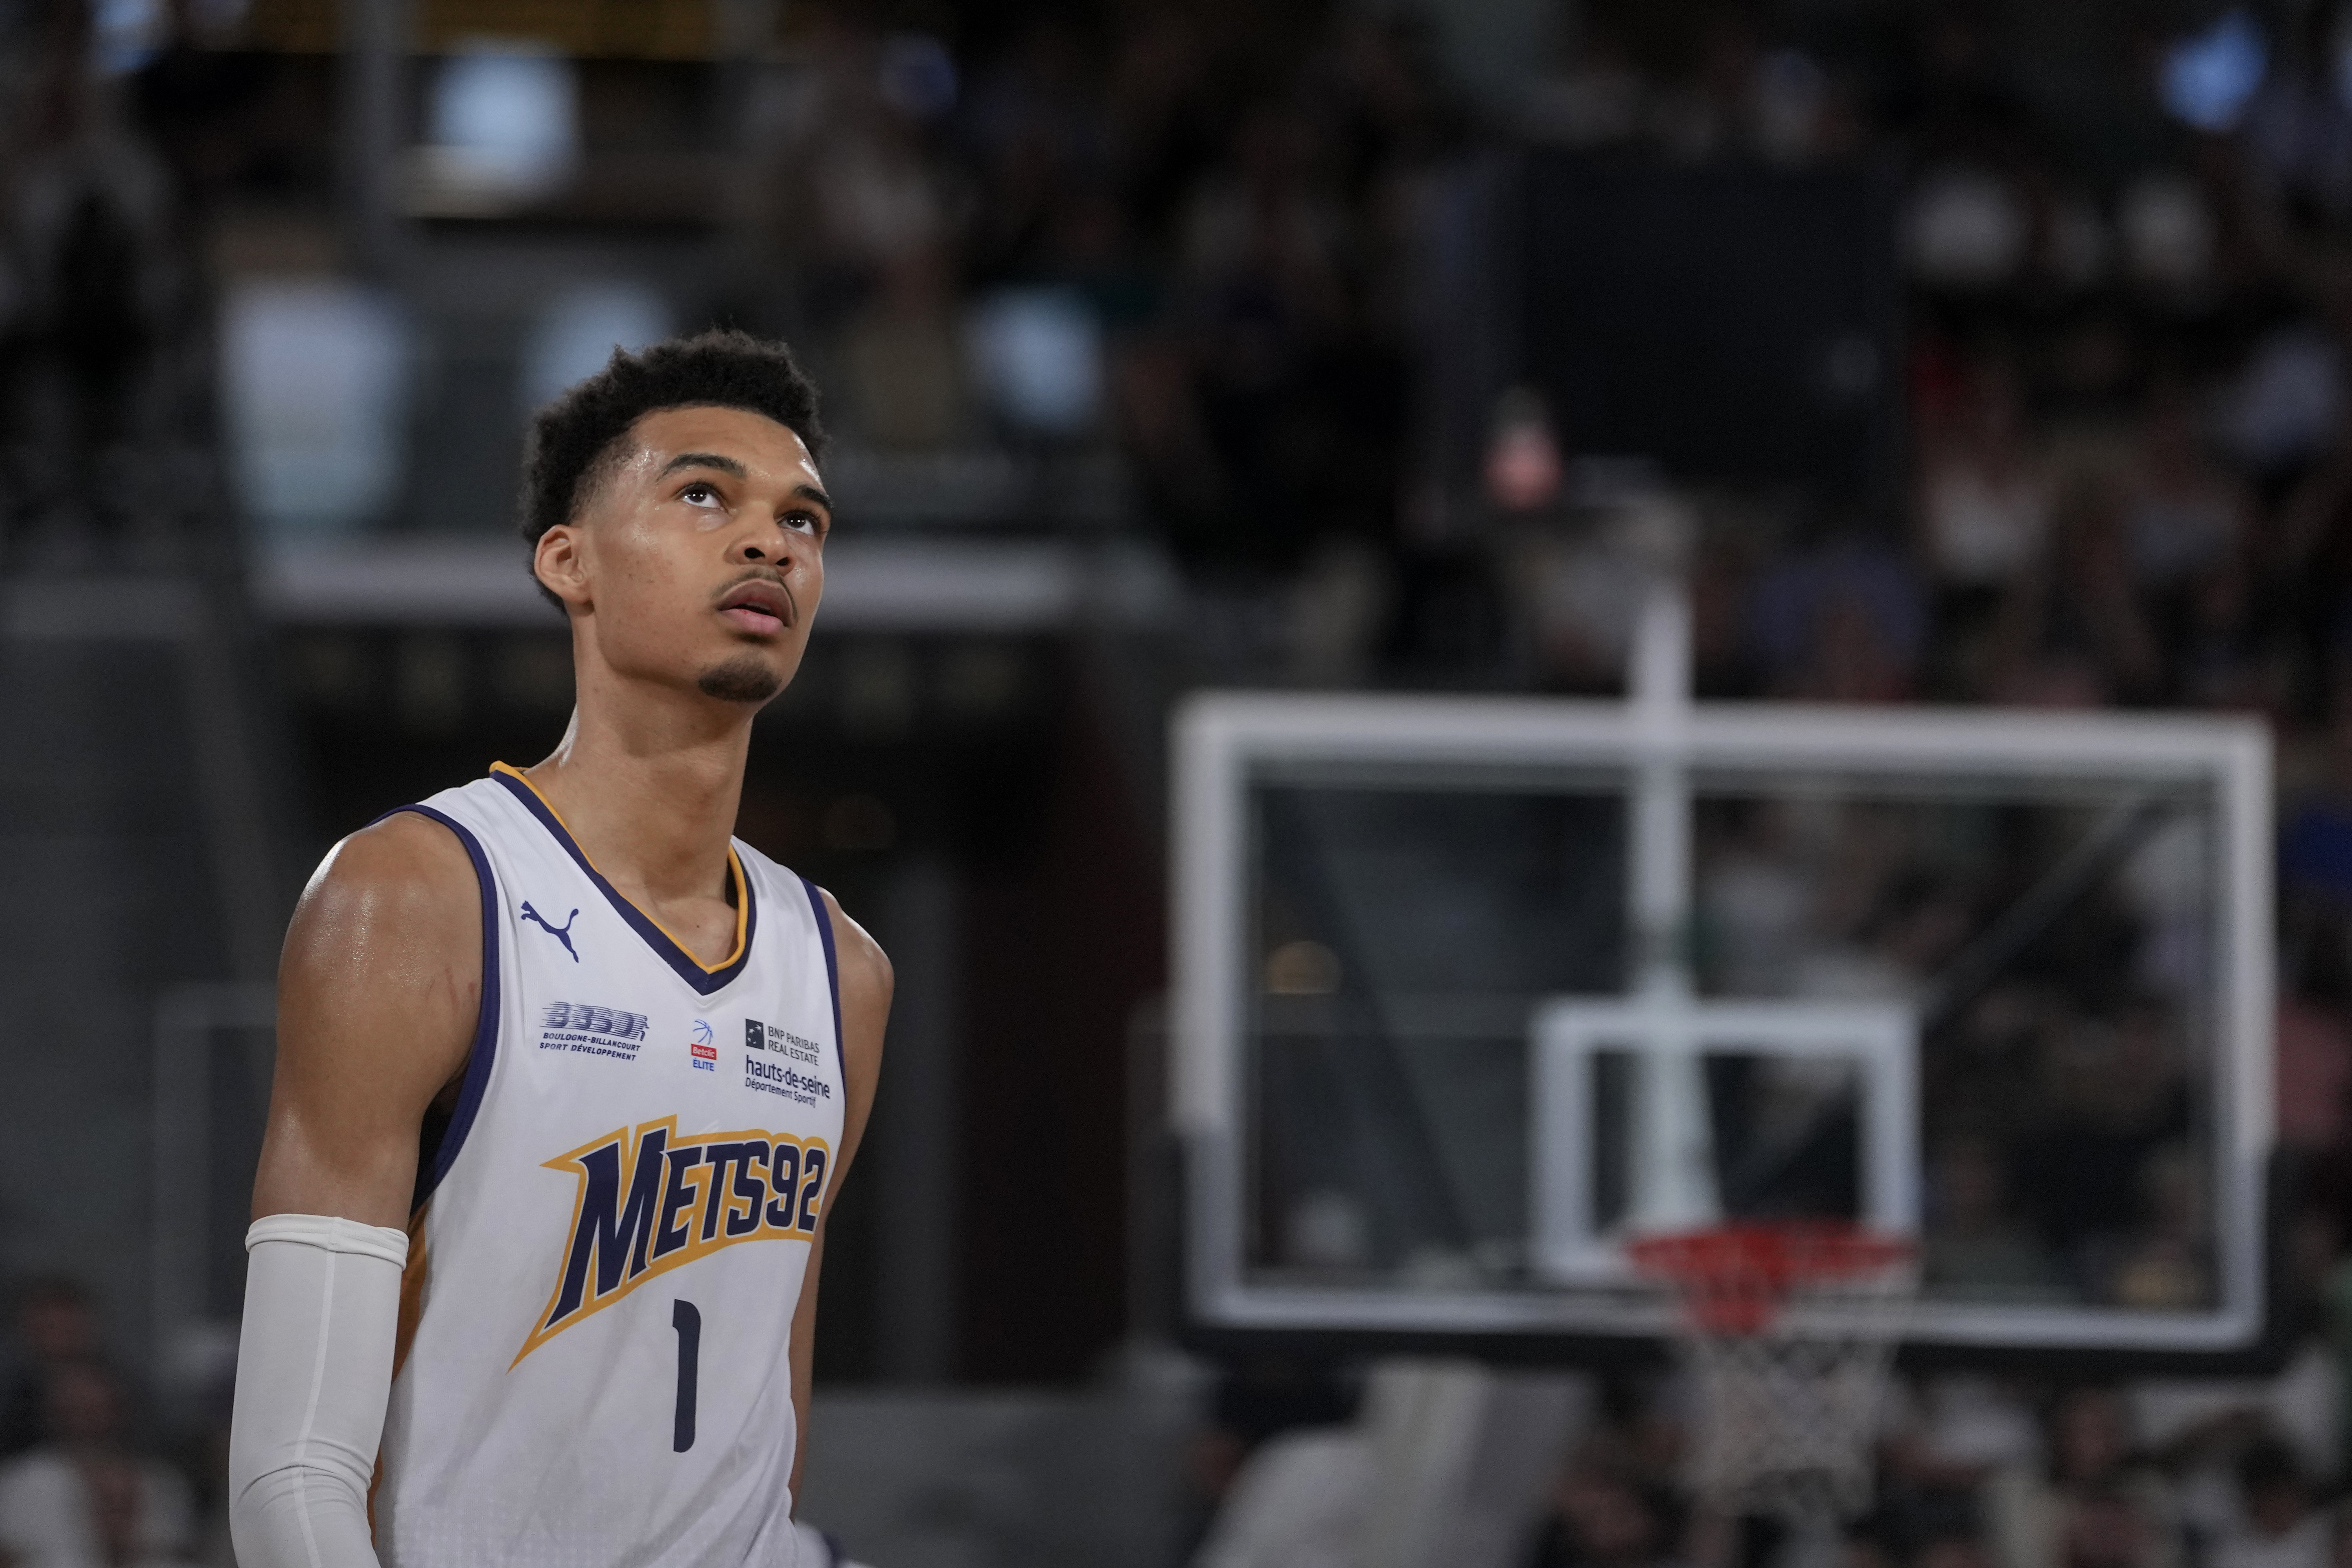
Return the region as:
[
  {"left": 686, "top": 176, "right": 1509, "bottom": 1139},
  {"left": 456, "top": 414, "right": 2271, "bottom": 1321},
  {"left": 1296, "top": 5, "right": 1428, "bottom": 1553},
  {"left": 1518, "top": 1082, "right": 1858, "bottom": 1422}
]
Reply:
[{"left": 229, "top": 1215, "right": 410, "bottom": 1568}]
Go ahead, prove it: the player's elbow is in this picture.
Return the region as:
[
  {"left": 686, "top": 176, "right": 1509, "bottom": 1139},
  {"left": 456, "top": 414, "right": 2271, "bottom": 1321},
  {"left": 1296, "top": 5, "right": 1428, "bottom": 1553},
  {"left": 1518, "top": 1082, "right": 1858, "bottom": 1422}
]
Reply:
[{"left": 228, "top": 1454, "right": 377, "bottom": 1567}]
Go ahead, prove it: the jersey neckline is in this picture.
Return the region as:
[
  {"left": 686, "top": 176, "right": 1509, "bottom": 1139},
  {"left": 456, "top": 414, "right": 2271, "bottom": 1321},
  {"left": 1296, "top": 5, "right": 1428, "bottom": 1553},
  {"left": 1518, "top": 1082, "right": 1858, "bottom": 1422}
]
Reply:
[{"left": 488, "top": 763, "right": 757, "bottom": 996}]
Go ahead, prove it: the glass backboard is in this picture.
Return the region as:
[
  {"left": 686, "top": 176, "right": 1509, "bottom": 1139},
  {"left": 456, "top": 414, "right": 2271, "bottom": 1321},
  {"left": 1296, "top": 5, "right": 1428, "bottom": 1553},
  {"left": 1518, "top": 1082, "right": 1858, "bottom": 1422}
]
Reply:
[{"left": 1170, "top": 693, "right": 2273, "bottom": 1362}]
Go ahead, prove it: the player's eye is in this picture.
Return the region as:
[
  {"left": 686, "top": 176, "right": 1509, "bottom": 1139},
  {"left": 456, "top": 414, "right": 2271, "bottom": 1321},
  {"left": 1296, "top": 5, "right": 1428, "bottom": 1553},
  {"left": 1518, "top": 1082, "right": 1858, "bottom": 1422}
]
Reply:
[
  {"left": 782, "top": 509, "right": 824, "bottom": 534},
  {"left": 681, "top": 482, "right": 722, "bottom": 507}
]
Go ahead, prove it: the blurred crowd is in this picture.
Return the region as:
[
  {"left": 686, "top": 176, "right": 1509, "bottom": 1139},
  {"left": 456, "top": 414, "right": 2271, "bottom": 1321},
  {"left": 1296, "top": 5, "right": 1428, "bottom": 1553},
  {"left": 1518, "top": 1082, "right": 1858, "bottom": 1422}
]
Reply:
[
  {"left": 1518, "top": 1366, "right": 2352, "bottom": 1568},
  {"left": 740, "top": 0, "right": 2352, "bottom": 721},
  {"left": 0, "top": 1280, "right": 222, "bottom": 1568},
  {"left": 1186, "top": 1348, "right": 2352, "bottom": 1568},
  {"left": 20, "top": 0, "right": 2352, "bottom": 1564},
  {"left": 742, "top": 1, "right": 1456, "bottom": 583}
]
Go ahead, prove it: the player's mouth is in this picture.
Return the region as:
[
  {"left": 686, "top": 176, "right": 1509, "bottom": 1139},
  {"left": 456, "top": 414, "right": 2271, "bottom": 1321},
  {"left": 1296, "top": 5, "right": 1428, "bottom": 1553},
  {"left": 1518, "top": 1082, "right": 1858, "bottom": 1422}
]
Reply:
[{"left": 716, "top": 578, "right": 794, "bottom": 637}]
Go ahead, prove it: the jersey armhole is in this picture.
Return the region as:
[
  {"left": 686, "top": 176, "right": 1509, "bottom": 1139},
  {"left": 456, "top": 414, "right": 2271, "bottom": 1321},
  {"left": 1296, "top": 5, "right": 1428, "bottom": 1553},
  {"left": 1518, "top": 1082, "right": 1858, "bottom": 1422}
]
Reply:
[
  {"left": 799, "top": 877, "right": 845, "bottom": 1080},
  {"left": 372, "top": 805, "right": 502, "bottom": 1211}
]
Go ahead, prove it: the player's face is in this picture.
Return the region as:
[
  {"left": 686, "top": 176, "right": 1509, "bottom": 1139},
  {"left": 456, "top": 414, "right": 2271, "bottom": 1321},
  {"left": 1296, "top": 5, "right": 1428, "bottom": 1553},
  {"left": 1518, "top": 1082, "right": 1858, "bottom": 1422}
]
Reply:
[{"left": 536, "top": 405, "right": 830, "bottom": 708}]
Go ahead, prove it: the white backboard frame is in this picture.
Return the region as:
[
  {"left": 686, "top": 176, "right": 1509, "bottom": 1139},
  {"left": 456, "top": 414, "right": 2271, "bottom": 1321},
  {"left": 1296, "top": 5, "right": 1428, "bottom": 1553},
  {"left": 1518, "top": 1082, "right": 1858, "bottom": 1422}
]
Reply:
[
  {"left": 1531, "top": 998, "right": 1919, "bottom": 1278},
  {"left": 1171, "top": 692, "right": 2273, "bottom": 1356}
]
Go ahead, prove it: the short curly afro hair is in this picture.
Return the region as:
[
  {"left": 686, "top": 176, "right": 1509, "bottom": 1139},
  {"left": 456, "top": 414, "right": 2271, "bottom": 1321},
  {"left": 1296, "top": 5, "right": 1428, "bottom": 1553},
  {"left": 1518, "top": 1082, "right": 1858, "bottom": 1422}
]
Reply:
[{"left": 519, "top": 328, "right": 826, "bottom": 554}]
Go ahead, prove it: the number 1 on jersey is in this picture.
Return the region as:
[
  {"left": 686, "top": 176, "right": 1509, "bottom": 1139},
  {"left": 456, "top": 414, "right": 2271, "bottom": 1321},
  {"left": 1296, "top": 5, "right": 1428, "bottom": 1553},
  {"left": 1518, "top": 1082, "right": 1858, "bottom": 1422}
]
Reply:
[{"left": 672, "top": 1299, "right": 701, "bottom": 1452}]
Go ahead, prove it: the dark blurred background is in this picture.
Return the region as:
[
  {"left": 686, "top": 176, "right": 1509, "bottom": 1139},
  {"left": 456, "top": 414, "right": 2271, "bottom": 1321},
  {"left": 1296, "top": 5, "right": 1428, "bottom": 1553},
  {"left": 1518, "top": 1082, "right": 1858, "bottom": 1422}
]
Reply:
[{"left": 12, "top": 0, "right": 2352, "bottom": 1564}]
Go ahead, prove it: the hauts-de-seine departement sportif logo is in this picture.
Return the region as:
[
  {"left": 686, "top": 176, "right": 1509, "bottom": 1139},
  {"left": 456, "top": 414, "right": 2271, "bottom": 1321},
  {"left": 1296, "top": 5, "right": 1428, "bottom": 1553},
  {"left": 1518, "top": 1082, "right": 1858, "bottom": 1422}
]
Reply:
[
  {"left": 741, "top": 1019, "right": 832, "bottom": 1106},
  {"left": 688, "top": 1018, "right": 717, "bottom": 1071}
]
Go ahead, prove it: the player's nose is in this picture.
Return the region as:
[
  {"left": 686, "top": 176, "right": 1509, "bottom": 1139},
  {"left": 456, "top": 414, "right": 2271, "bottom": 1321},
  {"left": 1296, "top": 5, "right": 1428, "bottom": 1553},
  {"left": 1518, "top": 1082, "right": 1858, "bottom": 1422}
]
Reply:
[{"left": 727, "top": 512, "right": 803, "bottom": 571}]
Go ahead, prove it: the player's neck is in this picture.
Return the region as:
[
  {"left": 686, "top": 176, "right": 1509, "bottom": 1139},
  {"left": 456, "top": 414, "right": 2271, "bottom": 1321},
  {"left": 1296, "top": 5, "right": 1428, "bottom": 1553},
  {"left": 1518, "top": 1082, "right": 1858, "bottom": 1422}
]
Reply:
[{"left": 522, "top": 687, "right": 752, "bottom": 907}]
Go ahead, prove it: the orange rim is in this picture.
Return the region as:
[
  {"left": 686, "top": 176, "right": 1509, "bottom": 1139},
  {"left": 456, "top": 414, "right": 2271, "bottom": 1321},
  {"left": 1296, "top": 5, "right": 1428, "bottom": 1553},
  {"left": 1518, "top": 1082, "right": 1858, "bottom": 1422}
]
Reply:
[{"left": 1627, "top": 1222, "right": 1913, "bottom": 1336}]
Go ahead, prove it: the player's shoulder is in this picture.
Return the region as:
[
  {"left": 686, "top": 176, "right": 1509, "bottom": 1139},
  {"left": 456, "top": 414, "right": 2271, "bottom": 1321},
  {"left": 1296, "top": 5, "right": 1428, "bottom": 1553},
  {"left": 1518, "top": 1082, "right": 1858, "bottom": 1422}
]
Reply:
[
  {"left": 731, "top": 841, "right": 892, "bottom": 996},
  {"left": 295, "top": 808, "right": 483, "bottom": 938},
  {"left": 335, "top": 808, "right": 478, "bottom": 885},
  {"left": 724, "top": 841, "right": 889, "bottom": 1023},
  {"left": 815, "top": 884, "right": 889, "bottom": 1090},
  {"left": 820, "top": 887, "right": 892, "bottom": 1003}
]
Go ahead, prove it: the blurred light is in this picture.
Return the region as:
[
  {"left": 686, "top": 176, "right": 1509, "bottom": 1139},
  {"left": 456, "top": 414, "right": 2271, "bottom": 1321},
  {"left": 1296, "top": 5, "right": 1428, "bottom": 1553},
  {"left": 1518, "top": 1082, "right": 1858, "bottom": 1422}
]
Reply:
[
  {"left": 878, "top": 32, "right": 957, "bottom": 121},
  {"left": 1903, "top": 167, "right": 2027, "bottom": 288},
  {"left": 1752, "top": 48, "right": 1825, "bottom": 162},
  {"left": 2161, "top": 10, "right": 2266, "bottom": 132},
  {"left": 2219, "top": 326, "right": 2344, "bottom": 470},
  {"left": 1286, "top": 1189, "right": 1369, "bottom": 1268},
  {"left": 2046, "top": 195, "right": 2111, "bottom": 288},
  {"left": 964, "top": 288, "right": 1104, "bottom": 436},
  {"left": 425, "top": 40, "right": 580, "bottom": 198},
  {"left": 1484, "top": 387, "right": 1562, "bottom": 511},
  {"left": 2335, "top": 6, "right": 2352, "bottom": 109},
  {"left": 2118, "top": 173, "right": 2215, "bottom": 289},
  {"left": 92, "top": 0, "right": 164, "bottom": 75},
  {"left": 1817, "top": 334, "right": 1880, "bottom": 402},
  {"left": 1265, "top": 940, "right": 1342, "bottom": 995},
  {"left": 517, "top": 282, "right": 672, "bottom": 414},
  {"left": 221, "top": 280, "right": 411, "bottom": 538}
]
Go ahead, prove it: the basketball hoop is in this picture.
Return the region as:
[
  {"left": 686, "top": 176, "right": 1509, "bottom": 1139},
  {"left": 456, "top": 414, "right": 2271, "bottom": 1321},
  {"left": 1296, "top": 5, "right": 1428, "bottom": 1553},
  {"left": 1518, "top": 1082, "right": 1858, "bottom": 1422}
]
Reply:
[{"left": 1629, "top": 1222, "right": 1916, "bottom": 1550}]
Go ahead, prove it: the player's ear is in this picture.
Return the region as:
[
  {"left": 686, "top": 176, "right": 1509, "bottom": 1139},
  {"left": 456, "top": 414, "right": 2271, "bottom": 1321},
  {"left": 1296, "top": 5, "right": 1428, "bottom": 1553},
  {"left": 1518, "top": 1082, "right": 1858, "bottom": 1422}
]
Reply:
[{"left": 534, "top": 523, "right": 592, "bottom": 612}]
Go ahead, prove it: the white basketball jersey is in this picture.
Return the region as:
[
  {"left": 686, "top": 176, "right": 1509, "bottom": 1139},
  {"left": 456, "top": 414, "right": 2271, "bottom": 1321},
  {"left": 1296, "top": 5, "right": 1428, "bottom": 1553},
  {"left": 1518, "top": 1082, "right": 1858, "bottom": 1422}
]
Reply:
[{"left": 368, "top": 765, "right": 846, "bottom": 1568}]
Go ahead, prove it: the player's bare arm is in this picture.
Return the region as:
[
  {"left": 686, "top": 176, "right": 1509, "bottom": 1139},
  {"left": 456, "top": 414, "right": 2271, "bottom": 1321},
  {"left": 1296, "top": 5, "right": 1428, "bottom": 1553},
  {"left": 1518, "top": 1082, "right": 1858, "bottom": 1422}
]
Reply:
[
  {"left": 227, "top": 812, "right": 482, "bottom": 1568},
  {"left": 252, "top": 812, "right": 480, "bottom": 1230},
  {"left": 789, "top": 891, "right": 889, "bottom": 1505}
]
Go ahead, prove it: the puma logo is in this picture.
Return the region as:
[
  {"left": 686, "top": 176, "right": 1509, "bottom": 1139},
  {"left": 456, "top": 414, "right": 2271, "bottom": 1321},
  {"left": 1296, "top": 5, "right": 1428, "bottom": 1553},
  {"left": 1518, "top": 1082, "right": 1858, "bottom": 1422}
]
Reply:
[{"left": 521, "top": 902, "right": 580, "bottom": 963}]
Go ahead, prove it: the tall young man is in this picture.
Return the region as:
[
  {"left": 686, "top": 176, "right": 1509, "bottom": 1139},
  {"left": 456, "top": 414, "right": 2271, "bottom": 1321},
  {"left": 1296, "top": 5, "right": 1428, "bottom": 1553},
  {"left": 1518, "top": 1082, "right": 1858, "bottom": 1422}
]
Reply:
[{"left": 227, "top": 332, "right": 887, "bottom": 1568}]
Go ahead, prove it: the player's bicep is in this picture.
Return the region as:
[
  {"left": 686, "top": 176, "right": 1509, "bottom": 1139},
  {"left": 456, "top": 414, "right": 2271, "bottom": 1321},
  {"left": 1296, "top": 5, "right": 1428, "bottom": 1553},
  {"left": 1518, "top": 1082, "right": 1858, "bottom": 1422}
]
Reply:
[
  {"left": 820, "top": 889, "right": 890, "bottom": 1177},
  {"left": 790, "top": 896, "right": 885, "bottom": 1502},
  {"left": 251, "top": 813, "right": 483, "bottom": 1229}
]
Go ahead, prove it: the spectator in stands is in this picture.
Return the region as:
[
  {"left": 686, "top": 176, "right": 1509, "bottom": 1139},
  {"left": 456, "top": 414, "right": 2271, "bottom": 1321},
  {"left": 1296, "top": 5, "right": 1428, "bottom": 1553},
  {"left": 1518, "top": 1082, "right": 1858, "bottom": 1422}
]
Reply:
[
  {"left": 2018, "top": 1003, "right": 2193, "bottom": 1299},
  {"left": 1746, "top": 534, "right": 1927, "bottom": 702},
  {"left": 758, "top": 12, "right": 954, "bottom": 344},
  {"left": 1916, "top": 1531, "right": 1999, "bottom": 1568},
  {"left": 1982, "top": 1386, "right": 2180, "bottom": 1568},
  {"left": 2207, "top": 1438, "right": 2330, "bottom": 1568},
  {"left": 1885, "top": 1371, "right": 2046, "bottom": 1527},
  {"left": 1180, "top": 1355, "right": 1358, "bottom": 1557},
  {"left": 0, "top": 1359, "right": 194, "bottom": 1568},
  {"left": 2126, "top": 381, "right": 2246, "bottom": 592},
  {"left": 2108, "top": 1145, "right": 2213, "bottom": 1310},
  {"left": 1170, "top": 101, "right": 1380, "bottom": 570},
  {"left": 2173, "top": 550, "right": 2286, "bottom": 715},
  {"left": 0, "top": 1280, "right": 101, "bottom": 1460},
  {"left": 1522, "top": 18, "right": 1648, "bottom": 149},
  {"left": 0, "top": 0, "right": 194, "bottom": 564},
  {"left": 962, "top": 20, "right": 1108, "bottom": 287},
  {"left": 1916, "top": 357, "right": 2052, "bottom": 606},
  {"left": 837, "top": 241, "right": 969, "bottom": 449},
  {"left": 2275, "top": 931, "right": 2352, "bottom": 1156},
  {"left": 2280, "top": 710, "right": 2352, "bottom": 909},
  {"left": 1984, "top": 474, "right": 2164, "bottom": 707},
  {"left": 1524, "top": 1453, "right": 1680, "bottom": 1568},
  {"left": 1921, "top": 1134, "right": 2065, "bottom": 1302}
]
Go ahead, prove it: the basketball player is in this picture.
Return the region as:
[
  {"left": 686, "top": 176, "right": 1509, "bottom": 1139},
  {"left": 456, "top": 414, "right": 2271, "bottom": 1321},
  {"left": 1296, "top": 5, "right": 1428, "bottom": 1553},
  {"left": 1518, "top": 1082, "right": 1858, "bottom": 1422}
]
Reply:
[{"left": 225, "top": 332, "right": 887, "bottom": 1568}]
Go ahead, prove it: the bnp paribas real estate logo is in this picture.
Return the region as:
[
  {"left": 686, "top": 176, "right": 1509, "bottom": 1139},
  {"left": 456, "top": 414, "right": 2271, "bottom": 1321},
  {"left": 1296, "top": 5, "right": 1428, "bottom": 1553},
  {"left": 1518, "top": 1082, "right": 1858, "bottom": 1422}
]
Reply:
[{"left": 742, "top": 1018, "right": 822, "bottom": 1068}]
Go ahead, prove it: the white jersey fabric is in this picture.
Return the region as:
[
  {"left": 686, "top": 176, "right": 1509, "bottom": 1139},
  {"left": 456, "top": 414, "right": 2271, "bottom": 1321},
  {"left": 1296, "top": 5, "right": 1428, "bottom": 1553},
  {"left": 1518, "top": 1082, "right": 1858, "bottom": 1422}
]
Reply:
[{"left": 370, "top": 765, "right": 846, "bottom": 1568}]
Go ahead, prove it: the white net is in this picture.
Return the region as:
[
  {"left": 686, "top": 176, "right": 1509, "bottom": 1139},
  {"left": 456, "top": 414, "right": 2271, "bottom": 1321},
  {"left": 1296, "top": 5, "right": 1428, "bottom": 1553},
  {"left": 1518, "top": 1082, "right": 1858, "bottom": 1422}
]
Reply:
[
  {"left": 1678, "top": 1300, "right": 1906, "bottom": 1521},
  {"left": 1636, "top": 1228, "right": 1916, "bottom": 1527}
]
